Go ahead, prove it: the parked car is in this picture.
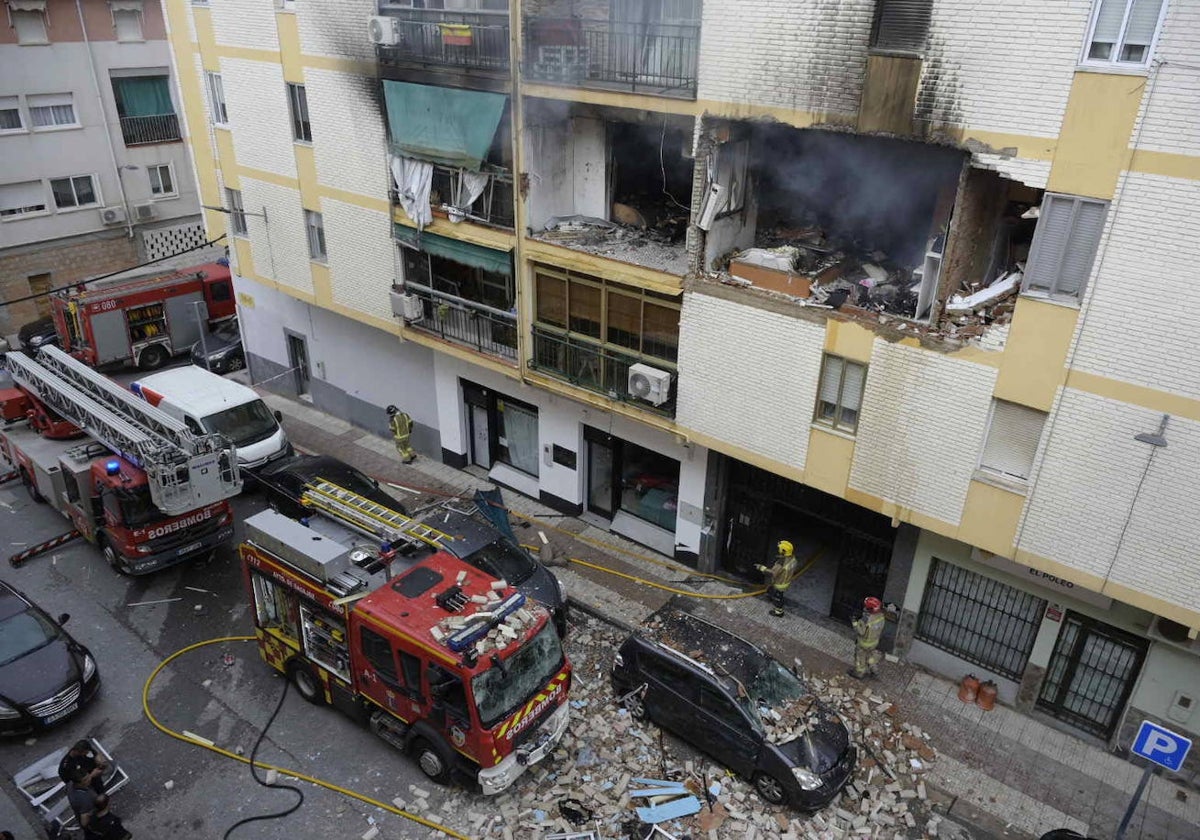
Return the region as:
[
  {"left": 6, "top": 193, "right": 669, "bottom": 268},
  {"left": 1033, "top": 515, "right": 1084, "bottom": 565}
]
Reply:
[
  {"left": 257, "top": 454, "right": 407, "bottom": 518},
  {"left": 611, "top": 605, "right": 856, "bottom": 810},
  {"left": 190, "top": 318, "right": 245, "bottom": 373},
  {"left": 17, "top": 316, "right": 59, "bottom": 352},
  {"left": 0, "top": 580, "right": 100, "bottom": 736}
]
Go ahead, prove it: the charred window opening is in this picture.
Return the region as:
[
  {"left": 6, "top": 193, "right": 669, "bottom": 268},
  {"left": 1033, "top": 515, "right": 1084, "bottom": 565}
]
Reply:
[{"left": 608, "top": 121, "right": 693, "bottom": 242}]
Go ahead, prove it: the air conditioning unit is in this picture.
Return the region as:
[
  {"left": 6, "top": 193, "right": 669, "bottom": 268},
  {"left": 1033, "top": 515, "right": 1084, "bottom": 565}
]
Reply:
[
  {"left": 1149, "top": 616, "right": 1200, "bottom": 656},
  {"left": 627, "top": 363, "right": 672, "bottom": 406},
  {"left": 133, "top": 202, "right": 157, "bottom": 221},
  {"left": 100, "top": 205, "right": 127, "bottom": 226},
  {"left": 390, "top": 289, "right": 424, "bottom": 322},
  {"left": 369, "top": 15, "right": 400, "bottom": 46}
]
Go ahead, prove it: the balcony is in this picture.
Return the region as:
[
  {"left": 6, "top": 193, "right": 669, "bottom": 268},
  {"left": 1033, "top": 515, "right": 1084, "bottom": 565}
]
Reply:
[
  {"left": 376, "top": 8, "right": 510, "bottom": 73},
  {"left": 524, "top": 17, "right": 699, "bottom": 98},
  {"left": 403, "top": 283, "right": 517, "bottom": 361},
  {"left": 430, "top": 164, "right": 515, "bottom": 229},
  {"left": 118, "top": 113, "right": 181, "bottom": 146},
  {"left": 530, "top": 326, "right": 676, "bottom": 417}
]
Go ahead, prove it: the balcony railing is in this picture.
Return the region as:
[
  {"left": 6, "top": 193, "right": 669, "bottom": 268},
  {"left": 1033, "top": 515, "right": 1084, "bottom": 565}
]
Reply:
[
  {"left": 530, "top": 326, "right": 676, "bottom": 416},
  {"left": 404, "top": 283, "right": 517, "bottom": 361},
  {"left": 119, "top": 114, "right": 181, "bottom": 145},
  {"left": 524, "top": 17, "right": 699, "bottom": 97},
  {"left": 376, "top": 8, "right": 510, "bottom": 72},
  {"left": 430, "top": 164, "right": 515, "bottom": 229}
]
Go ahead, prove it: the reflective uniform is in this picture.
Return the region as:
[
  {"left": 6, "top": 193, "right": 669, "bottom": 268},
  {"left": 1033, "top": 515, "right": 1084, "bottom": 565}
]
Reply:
[
  {"left": 852, "top": 610, "right": 886, "bottom": 677},
  {"left": 388, "top": 410, "right": 416, "bottom": 463},
  {"left": 756, "top": 550, "right": 797, "bottom": 617}
]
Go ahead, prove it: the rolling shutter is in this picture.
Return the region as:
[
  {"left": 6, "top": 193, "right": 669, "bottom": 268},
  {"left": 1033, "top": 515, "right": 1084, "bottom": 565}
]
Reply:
[
  {"left": 873, "top": 0, "right": 933, "bottom": 53},
  {"left": 981, "top": 400, "right": 1046, "bottom": 481}
]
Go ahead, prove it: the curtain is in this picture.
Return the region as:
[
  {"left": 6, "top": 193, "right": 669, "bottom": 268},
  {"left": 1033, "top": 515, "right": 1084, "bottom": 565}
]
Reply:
[
  {"left": 114, "top": 76, "right": 173, "bottom": 117},
  {"left": 391, "top": 156, "right": 433, "bottom": 230},
  {"left": 500, "top": 402, "right": 539, "bottom": 476},
  {"left": 448, "top": 170, "right": 489, "bottom": 223}
]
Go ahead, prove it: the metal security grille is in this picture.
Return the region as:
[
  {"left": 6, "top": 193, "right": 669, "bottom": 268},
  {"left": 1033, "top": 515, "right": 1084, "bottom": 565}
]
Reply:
[
  {"left": 1036, "top": 612, "right": 1147, "bottom": 739},
  {"left": 915, "top": 560, "right": 1046, "bottom": 680}
]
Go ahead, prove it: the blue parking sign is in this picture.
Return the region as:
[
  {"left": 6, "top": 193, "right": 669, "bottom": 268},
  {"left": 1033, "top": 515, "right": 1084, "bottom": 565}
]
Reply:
[{"left": 1131, "top": 720, "right": 1192, "bottom": 772}]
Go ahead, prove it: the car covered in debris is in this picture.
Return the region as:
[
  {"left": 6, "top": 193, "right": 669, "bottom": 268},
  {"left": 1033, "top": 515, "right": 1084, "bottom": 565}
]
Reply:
[
  {"left": 257, "top": 453, "right": 407, "bottom": 518},
  {"left": 612, "top": 605, "right": 855, "bottom": 810}
]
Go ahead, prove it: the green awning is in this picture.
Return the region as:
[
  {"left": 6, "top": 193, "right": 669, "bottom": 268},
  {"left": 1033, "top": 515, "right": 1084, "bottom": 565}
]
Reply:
[
  {"left": 395, "top": 226, "right": 512, "bottom": 276},
  {"left": 383, "top": 81, "right": 507, "bottom": 171}
]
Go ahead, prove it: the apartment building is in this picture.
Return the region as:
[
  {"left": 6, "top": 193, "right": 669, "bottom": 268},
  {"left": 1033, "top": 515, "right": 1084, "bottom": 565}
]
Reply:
[
  {"left": 0, "top": 0, "right": 205, "bottom": 336},
  {"left": 165, "top": 0, "right": 1200, "bottom": 767}
]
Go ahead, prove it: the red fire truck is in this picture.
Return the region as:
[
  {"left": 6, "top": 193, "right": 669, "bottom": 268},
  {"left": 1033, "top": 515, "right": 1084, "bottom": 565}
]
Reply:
[
  {"left": 51, "top": 262, "right": 236, "bottom": 370},
  {"left": 1, "top": 346, "right": 240, "bottom": 573},
  {"left": 240, "top": 501, "right": 572, "bottom": 795}
]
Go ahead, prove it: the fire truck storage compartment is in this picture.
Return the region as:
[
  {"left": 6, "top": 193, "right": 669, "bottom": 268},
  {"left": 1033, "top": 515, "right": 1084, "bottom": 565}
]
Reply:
[
  {"left": 8, "top": 425, "right": 69, "bottom": 504},
  {"left": 90, "top": 309, "right": 133, "bottom": 365},
  {"left": 299, "top": 602, "right": 350, "bottom": 681},
  {"left": 243, "top": 509, "right": 375, "bottom": 586}
]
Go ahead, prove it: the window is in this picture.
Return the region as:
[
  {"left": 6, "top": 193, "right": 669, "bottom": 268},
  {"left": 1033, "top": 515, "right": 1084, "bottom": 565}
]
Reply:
[
  {"left": 814, "top": 355, "right": 866, "bottom": 434},
  {"left": 111, "top": 75, "right": 179, "bottom": 144},
  {"left": 50, "top": 175, "right": 99, "bottom": 210},
  {"left": 359, "top": 627, "right": 400, "bottom": 685},
  {"left": 147, "top": 164, "right": 175, "bottom": 197},
  {"left": 226, "top": 188, "right": 247, "bottom": 235},
  {"left": 0, "top": 181, "right": 48, "bottom": 219},
  {"left": 1022, "top": 194, "right": 1108, "bottom": 301},
  {"left": 979, "top": 400, "right": 1046, "bottom": 483},
  {"left": 205, "top": 72, "right": 228, "bottom": 125},
  {"left": 28, "top": 93, "right": 77, "bottom": 129},
  {"left": 0, "top": 96, "right": 23, "bottom": 132},
  {"left": 1083, "top": 0, "right": 1166, "bottom": 67},
  {"left": 462, "top": 381, "right": 539, "bottom": 477},
  {"left": 11, "top": 2, "right": 48, "bottom": 45},
  {"left": 110, "top": 0, "right": 144, "bottom": 41},
  {"left": 305, "top": 210, "right": 326, "bottom": 260},
  {"left": 871, "top": 0, "right": 933, "bottom": 53},
  {"left": 287, "top": 83, "right": 311, "bottom": 142}
]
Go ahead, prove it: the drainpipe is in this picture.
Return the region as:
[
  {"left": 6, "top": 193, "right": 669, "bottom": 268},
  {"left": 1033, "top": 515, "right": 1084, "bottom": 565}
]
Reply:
[
  {"left": 508, "top": 0, "right": 530, "bottom": 383},
  {"left": 75, "top": 0, "right": 134, "bottom": 240}
]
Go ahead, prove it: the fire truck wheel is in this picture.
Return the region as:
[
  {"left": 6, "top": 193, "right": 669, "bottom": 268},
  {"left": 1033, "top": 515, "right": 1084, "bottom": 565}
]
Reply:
[
  {"left": 288, "top": 660, "right": 326, "bottom": 705},
  {"left": 138, "top": 344, "right": 169, "bottom": 371},
  {"left": 412, "top": 737, "right": 453, "bottom": 785},
  {"left": 101, "top": 540, "right": 129, "bottom": 575},
  {"left": 21, "top": 470, "right": 45, "bottom": 504}
]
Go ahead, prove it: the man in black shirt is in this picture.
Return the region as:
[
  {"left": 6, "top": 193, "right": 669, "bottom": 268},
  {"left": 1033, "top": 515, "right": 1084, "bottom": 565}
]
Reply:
[{"left": 58, "top": 740, "right": 108, "bottom": 795}]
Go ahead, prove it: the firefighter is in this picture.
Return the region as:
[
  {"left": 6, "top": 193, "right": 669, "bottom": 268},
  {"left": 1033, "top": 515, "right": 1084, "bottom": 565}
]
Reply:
[
  {"left": 386, "top": 405, "right": 416, "bottom": 463},
  {"left": 755, "top": 540, "right": 797, "bottom": 618},
  {"left": 849, "top": 596, "right": 886, "bottom": 679}
]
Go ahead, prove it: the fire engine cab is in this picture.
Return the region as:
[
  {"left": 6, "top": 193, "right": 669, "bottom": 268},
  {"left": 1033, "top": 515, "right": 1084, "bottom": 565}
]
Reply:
[{"left": 240, "top": 505, "right": 572, "bottom": 795}]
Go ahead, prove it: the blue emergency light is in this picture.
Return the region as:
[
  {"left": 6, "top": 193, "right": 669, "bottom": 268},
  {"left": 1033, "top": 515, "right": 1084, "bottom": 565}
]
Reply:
[{"left": 105, "top": 460, "right": 121, "bottom": 476}]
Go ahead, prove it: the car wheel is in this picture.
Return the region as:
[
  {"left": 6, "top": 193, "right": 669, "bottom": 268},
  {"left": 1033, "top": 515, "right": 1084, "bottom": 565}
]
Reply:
[
  {"left": 138, "top": 344, "right": 169, "bottom": 370},
  {"left": 101, "top": 540, "right": 129, "bottom": 575},
  {"left": 21, "top": 469, "right": 44, "bottom": 504},
  {"left": 412, "top": 737, "right": 452, "bottom": 785},
  {"left": 226, "top": 352, "right": 244, "bottom": 372},
  {"left": 288, "top": 660, "right": 325, "bottom": 705},
  {"left": 623, "top": 691, "right": 648, "bottom": 721},
  {"left": 754, "top": 772, "right": 787, "bottom": 805}
]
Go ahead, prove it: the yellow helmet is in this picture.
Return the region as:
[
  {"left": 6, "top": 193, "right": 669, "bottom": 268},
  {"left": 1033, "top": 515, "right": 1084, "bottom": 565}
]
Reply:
[{"left": 777, "top": 540, "right": 794, "bottom": 557}]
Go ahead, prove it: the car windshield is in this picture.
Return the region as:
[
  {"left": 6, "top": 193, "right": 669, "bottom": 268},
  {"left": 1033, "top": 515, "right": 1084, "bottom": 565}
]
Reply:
[
  {"left": 465, "top": 539, "right": 537, "bottom": 584},
  {"left": 0, "top": 610, "right": 58, "bottom": 666},
  {"left": 213, "top": 321, "right": 240, "bottom": 342},
  {"left": 117, "top": 487, "right": 167, "bottom": 528},
  {"left": 204, "top": 401, "right": 278, "bottom": 446},
  {"left": 472, "top": 624, "right": 565, "bottom": 729}
]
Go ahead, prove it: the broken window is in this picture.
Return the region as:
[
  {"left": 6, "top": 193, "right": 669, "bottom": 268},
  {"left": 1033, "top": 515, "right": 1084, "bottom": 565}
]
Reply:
[
  {"left": 979, "top": 400, "right": 1046, "bottom": 484},
  {"left": 609, "top": 120, "right": 693, "bottom": 240},
  {"left": 814, "top": 355, "right": 866, "bottom": 434},
  {"left": 871, "top": 0, "right": 933, "bottom": 53},
  {"left": 1022, "top": 194, "right": 1108, "bottom": 302}
]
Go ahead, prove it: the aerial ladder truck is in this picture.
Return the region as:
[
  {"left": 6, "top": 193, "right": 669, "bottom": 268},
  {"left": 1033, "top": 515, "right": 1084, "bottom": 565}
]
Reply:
[{"left": 1, "top": 345, "right": 241, "bottom": 573}]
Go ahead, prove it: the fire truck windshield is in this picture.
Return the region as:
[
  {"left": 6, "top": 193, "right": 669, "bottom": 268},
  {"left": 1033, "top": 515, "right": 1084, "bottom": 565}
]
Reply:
[
  {"left": 115, "top": 486, "right": 165, "bottom": 527},
  {"left": 204, "top": 401, "right": 278, "bottom": 447},
  {"left": 472, "top": 623, "right": 564, "bottom": 729}
]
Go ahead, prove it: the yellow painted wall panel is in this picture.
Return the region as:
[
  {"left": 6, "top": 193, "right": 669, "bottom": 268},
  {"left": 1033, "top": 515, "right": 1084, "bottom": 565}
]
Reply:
[
  {"left": 233, "top": 239, "right": 255, "bottom": 278},
  {"left": 276, "top": 12, "right": 305, "bottom": 84},
  {"left": 213, "top": 128, "right": 239, "bottom": 189},
  {"left": 958, "top": 480, "right": 1023, "bottom": 557},
  {"left": 994, "top": 296, "right": 1076, "bottom": 411},
  {"left": 193, "top": 8, "right": 218, "bottom": 69},
  {"left": 1047, "top": 71, "right": 1144, "bottom": 200},
  {"left": 804, "top": 428, "right": 854, "bottom": 497},
  {"left": 823, "top": 319, "right": 875, "bottom": 364},
  {"left": 310, "top": 261, "right": 332, "bottom": 307},
  {"left": 294, "top": 144, "right": 321, "bottom": 210}
]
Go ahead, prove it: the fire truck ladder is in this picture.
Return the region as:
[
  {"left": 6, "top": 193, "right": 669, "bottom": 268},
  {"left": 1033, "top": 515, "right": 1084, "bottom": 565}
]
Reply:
[
  {"left": 301, "top": 479, "right": 453, "bottom": 552},
  {"left": 4, "top": 346, "right": 241, "bottom": 515}
]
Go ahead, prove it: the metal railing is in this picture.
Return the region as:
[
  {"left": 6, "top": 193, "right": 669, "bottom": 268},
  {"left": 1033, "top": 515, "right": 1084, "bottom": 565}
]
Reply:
[
  {"left": 430, "top": 165, "right": 515, "bottom": 230},
  {"left": 530, "top": 326, "right": 676, "bottom": 416},
  {"left": 376, "top": 8, "right": 510, "bottom": 72},
  {"left": 524, "top": 17, "right": 699, "bottom": 97},
  {"left": 404, "top": 283, "right": 517, "bottom": 362},
  {"left": 118, "top": 114, "right": 181, "bottom": 145}
]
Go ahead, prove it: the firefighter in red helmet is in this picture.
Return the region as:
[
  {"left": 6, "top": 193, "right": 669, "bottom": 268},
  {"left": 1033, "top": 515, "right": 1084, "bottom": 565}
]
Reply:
[{"left": 850, "top": 596, "right": 885, "bottom": 679}]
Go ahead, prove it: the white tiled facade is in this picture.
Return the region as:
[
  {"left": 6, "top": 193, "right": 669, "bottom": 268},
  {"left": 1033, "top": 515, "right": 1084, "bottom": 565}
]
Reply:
[
  {"left": 219, "top": 58, "right": 298, "bottom": 179},
  {"left": 323, "top": 196, "right": 394, "bottom": 319},
  {"left": 305, "top": 68, "right": 389, "bottom": 201}
]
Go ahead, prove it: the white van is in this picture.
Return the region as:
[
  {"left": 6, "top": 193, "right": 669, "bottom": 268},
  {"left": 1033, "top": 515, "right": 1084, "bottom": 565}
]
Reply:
[{"left": 131, "top": 365, "right": 291, "bottom": 470}]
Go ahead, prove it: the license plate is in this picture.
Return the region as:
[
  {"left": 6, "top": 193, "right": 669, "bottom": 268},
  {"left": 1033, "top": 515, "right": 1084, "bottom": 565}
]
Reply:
[
  {"left": 177, "top": 541, "right": 202, "bottom": 557},
  {"left": 44, "top": 703, "right": 79, "bottom": 724}
]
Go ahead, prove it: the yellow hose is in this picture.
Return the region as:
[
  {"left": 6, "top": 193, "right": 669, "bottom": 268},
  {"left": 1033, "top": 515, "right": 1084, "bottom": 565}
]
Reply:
[{"left": 142, "top": 636, "right": 469, "bottom": 840}]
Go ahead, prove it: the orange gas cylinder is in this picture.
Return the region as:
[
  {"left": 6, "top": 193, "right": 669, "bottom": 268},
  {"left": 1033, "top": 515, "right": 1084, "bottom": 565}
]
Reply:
[
  {"left": 958, "top": 674, "right": 980, "bottom": 703},
  {"left": 977, "top": 680, "right": 998, "bottom": 711}
]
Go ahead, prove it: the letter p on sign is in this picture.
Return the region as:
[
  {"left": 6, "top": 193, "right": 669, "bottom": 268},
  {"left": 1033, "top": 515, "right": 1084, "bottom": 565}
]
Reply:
[{"left": 1132, "top": 721, "right": 1192, "bottom": 773}]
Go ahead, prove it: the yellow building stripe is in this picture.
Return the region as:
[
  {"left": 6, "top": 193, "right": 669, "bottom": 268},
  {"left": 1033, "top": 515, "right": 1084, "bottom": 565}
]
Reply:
[{"left": 1065, "top": 370, "right": 1200, "bottom": 422}]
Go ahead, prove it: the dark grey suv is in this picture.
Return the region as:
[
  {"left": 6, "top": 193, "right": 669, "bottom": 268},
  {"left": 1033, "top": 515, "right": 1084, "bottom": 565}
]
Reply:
[{"left": 611, "top": 605, "right": 855, "bottom": 810}]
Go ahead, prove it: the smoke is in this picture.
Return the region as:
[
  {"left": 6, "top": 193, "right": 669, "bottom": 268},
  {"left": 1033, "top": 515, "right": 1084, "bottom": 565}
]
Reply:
[{"left": 753, "top": 128, "right": 964, "bottom": 266}]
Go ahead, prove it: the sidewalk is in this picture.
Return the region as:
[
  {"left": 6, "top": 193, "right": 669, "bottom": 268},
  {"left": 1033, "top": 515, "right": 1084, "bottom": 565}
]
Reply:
[{"left": 258, "top": 386, "right": 1200, "bottom": 840}]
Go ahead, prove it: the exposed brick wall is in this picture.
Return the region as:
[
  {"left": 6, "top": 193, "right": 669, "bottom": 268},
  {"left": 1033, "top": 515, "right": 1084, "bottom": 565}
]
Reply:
[
  {"left": 0, "top": 233, "right": 138, "bottom": 336},
  {"left": 221, "top": 57, "right": 298, "bottom": 179},
  {"left": 323, "top": 197, "right": 394, "bottom": 321},
  {"left": 305, "top": 68, "right": 389, "bottom": 202}
]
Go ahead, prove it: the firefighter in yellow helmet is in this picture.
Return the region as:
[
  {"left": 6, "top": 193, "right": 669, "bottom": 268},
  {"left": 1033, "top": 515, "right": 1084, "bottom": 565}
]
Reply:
[
  {"left": 850, "top": 596, "right": 886, "bottom": 679},
  {"left": 755, "top": 540, "right": 797, "bottom": 618},
  {"left": 386, "top": 405, "right": 416, "bottom": 464}
]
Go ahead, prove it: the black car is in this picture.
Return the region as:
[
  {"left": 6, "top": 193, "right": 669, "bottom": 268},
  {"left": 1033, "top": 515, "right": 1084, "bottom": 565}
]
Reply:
[
  {"left": 612, "top": 605, "right": 855, "bottom": 810},
  {"left": 257, "top": 454, "right": 408, "bottom": 519},
  {"left": 190, "top": 318, "right": 245, "bottom": 374},
  {"left": 17, "top": 315, "right": 59, "bottom": 351},
  {"left": 0, "top": 581, "right": 100, "bottom": 736}
]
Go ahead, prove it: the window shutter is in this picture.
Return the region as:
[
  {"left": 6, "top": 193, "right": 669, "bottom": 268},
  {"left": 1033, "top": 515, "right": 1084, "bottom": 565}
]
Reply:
[
  {"left": 1092, "top": 0, "right": 1126, "bottom": 43},
  {"left": 1023, "top": 195, "right": 1074, "bottom": 292},
  {"left": 1123, "top": 0, "right": 1164, "bottom": 47},
  {"left": 0, "top": 180, "right": 45, "bottom": 210},
  {"left": 874, "top": 0, "right": 933, "bottom": 53},
  {"left": 981, "top": 401, "right": 1046, "bottom": 481},
  {"left": 841, "top": 362, "right": 865, "bottom": 411},
  {"left": 1057, "top": 200, "right": 1107, "bottom": 296},
  {"left": 819, "top": 357, "right": 844, "bottom": 405}
]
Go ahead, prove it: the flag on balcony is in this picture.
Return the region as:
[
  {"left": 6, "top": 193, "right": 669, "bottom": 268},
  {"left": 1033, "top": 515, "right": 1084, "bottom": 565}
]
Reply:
[{"left": 439, "top": 23, "right": 473, "bottom": 46}]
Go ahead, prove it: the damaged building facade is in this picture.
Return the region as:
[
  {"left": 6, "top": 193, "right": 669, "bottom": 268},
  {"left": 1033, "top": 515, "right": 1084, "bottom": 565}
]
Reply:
[{"left": 166, "top": 0, "right": 1200, "bottom": 765}]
